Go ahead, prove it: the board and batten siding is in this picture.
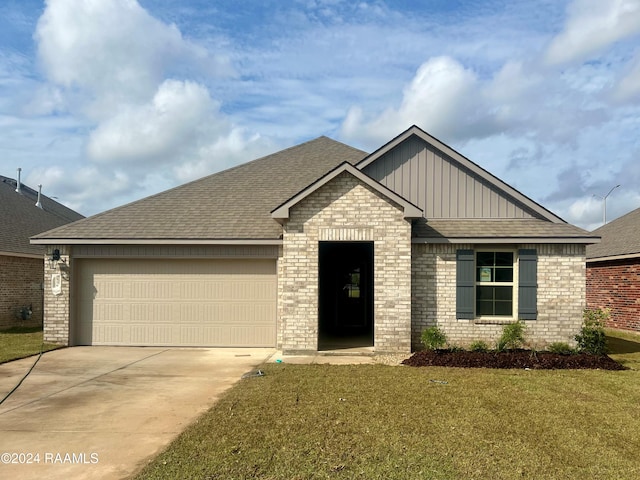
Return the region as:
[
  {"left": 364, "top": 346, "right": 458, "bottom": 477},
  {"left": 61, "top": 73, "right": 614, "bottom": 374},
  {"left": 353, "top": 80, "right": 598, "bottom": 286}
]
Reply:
[{"left": 362, "top": 136, "right": 536, "bottom": 219}]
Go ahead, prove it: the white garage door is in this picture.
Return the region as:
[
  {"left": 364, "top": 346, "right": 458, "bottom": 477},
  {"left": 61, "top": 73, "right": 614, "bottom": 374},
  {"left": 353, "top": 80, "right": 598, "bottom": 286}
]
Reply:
[{"left": 75, "top": 258, "right": 276, "bottom": 347}]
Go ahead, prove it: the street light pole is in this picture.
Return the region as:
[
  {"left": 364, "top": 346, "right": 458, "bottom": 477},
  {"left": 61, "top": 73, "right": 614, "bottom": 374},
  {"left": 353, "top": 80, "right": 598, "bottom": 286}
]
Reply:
[{"left": 593, "top": 184, "right": 621, "bottom": 225}]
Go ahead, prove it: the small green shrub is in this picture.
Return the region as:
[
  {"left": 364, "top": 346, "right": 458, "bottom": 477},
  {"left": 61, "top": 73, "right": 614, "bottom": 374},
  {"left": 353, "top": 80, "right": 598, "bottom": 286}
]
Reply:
[
  {"left": 469, "top": 340, "right": 490, "bottom": 352},
  {"left": 496, "top": 321, "right": 526, "bottom": 352},
  {"left": 421, "top": 326, "right": 447, "bottom": 350},
  {"left": 547, "top": 342, "right": 575, "bottom": 355},
  {"left": 575, "top": 308, "right": 609, "bottom": 355}
]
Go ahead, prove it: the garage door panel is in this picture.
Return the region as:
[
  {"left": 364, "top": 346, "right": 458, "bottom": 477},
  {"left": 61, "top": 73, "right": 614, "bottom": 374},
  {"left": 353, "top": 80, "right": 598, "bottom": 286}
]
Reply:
[{"left": 76, "top": 259, "right": 276, "bottom": 347}]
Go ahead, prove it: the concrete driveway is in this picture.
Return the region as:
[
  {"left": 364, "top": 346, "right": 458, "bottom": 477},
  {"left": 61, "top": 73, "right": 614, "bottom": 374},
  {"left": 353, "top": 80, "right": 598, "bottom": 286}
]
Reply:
[{"left": 0, "top": 346, "right": 274, "bottom": 480}]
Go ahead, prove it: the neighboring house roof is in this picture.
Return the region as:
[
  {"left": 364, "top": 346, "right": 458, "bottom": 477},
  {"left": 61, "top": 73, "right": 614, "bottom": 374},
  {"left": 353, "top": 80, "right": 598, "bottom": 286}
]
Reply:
[
  {"left": 0, "top": 175, "right": 84, "bottom": 256},
  {"left": 32, "top": 137, "right": 367, "bottom": 244},
  {"left": 271, "top": 162, "right": 423, "bottom": 221},
  {"left": 586, "top": 206, "right": 640, "bottom": 262}
]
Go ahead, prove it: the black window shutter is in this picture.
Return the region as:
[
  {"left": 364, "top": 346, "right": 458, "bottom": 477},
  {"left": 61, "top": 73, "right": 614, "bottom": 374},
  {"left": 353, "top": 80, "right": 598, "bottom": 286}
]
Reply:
[
  {"left": 518, "top": 249, "right": 537, "bottom": 320},
  {"left": 456, "top": 249, "right": 475, "bottom": 319}
]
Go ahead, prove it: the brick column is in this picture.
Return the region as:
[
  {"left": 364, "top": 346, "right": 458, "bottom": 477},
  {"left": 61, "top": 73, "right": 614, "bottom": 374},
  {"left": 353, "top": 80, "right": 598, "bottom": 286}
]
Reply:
[{"left": 43, "top": 245, "right": 72, "bottom": 345}]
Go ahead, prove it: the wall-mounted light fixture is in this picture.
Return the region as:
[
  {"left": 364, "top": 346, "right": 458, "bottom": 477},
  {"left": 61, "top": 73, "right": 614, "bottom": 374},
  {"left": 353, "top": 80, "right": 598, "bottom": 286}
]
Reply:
[
  {"left": 48, "top": 248, "right": 69, "bottom": 278},
  {"left": 48, "top": 249, "right": 60, "bottom": 269}
]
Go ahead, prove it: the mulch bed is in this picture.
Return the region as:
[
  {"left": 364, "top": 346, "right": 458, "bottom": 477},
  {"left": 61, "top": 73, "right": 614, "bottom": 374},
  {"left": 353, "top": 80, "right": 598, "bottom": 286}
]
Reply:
[{"left": 401, "top": 350, "right": 625, "bottom": 370}]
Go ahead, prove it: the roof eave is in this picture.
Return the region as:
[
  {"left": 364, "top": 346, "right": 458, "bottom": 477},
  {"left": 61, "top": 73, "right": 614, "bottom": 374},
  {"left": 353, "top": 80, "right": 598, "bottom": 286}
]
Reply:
[
  {"left": 587, "top": 252, "right": 640, "bottom": 263},
  {"left": 0, "top": 250, "right": 43, "bottom": 259},
  {"left": 30, "top": 238, "right": 283, "bottom": 246},
  {"left": 412, "top": 236, "right": 600, "bottom": 244}
]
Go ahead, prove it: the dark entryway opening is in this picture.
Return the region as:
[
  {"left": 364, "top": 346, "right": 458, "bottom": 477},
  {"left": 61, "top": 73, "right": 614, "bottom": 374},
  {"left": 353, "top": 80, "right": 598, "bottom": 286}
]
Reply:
[{"left": 319, "top": 241, "right": 374, "bottom": 350}]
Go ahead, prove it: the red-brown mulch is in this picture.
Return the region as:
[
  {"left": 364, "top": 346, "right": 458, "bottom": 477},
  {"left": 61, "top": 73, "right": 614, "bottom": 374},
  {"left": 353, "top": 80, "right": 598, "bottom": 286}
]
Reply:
[{"left": 401, "top": 350, "right": 625, "bottom": 370}]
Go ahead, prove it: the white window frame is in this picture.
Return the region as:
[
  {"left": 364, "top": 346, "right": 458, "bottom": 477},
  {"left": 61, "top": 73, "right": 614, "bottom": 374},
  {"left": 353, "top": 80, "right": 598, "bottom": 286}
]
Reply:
[{"left": 474, "top": 248, "right": 519, "bottom": 320}]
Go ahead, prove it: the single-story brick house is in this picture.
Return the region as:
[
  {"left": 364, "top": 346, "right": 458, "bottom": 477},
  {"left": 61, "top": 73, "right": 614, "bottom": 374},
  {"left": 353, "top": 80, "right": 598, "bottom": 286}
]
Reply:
[
  {"left": 32, "top": 126, "right": 598, "bottom": 353},
  {"left": 1, "top": 173, "right": 84, "bottom": 329},
  {"left": 587, "top": 206, "right": 640, "bottom": 333}
]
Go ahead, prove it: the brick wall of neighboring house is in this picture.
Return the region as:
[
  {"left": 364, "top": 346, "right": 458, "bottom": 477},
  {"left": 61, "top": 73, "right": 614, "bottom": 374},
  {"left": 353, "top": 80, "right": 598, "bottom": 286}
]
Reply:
[
  {"left": 280, "top": 171, "right": 412, "bottom": 354},
  {"left": 411, "top": 243, "right": 586, "bottom": 350},
  {"left": 587, "top": 257, "right": 640, "bottom": 332},
  {"left": 0, "top": 254, "right": 44, "bottom": 329}
]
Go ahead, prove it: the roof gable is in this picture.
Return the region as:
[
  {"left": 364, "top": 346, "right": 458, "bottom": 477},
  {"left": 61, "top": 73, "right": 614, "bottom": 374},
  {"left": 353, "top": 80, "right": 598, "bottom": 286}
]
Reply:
[
  {"left": 357, "top": 125, "right": 565, "bottom": 223},
  {"left": 271, "top": 162, "right": 422, "bottom": 221}
]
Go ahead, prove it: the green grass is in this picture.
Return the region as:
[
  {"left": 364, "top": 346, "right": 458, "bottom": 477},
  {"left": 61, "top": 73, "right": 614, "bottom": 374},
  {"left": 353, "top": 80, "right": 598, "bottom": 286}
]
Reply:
[
  {"left": 0, "top": 326, "right": 63, "bottom": 364},
  {"left": 135, "top": 332, "right": 640, "bottom": 480},
  {"left": 606, "top": 328, "right": 640, "bottom": 370}
]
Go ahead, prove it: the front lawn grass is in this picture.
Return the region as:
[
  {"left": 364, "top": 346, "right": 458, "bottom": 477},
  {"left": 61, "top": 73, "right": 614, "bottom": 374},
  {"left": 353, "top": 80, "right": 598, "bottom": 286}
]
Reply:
[
  {"left": 0, "top": 326, "right": 63, "bottom": 364},
  {"left": 606, "top": 328, "right": 640, "bottom": 370},
  {"left": 136, "top": 332, "right": 640, "bottom": 480}
]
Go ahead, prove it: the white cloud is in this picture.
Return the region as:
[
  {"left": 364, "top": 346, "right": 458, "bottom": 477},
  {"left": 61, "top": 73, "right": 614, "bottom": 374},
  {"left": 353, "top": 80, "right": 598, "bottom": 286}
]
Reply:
[
  {"left": 34, "top": 0, "right": 233, "bottom": 117},
  {"left": 86, "top": 79, "right": 220, "bottom": 164},
  {"left": 24, "top": 165, "right": 134, "bottom": 214},
  {"left": 26, "top": 0, "right": 271, "bottom": 215},
  {"left": 341, "top": 56, "right": 480, "bottom": 146},
  {"left": 566, "top": 196, "right": 606, "bottom": 231},
  {"left": 545, "top": 0, "right": 640, "bottom": 65}
]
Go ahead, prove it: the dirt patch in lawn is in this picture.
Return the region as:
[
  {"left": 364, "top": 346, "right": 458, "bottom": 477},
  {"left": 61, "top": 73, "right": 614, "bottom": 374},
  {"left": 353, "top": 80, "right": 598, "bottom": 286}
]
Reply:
[{"left": 402, "top": 350, "right": 625, "bottom": 370}]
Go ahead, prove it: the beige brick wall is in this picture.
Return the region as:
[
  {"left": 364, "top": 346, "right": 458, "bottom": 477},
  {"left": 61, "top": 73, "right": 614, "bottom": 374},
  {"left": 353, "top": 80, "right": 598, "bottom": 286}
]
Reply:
[
  {"left": 411, "top": 243, "right": 586, "bottom": 349},
  {"left": 43, "top": 246, "right": 72, "bottom": 344},
  {"left": 0, "top": 255, "right": 43, "bottom": 329},
  {"left": 280, "top": 172, "right": 412, "bottom": 353}
]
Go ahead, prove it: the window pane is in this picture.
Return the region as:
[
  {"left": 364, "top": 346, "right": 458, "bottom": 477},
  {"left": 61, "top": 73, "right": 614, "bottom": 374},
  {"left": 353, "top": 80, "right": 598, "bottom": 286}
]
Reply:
[
  {"left": 476, "top": 286, "right": 513, "bottom": 316},
  {"left": 477, "top": 252, "right": 494, "bottom": 267},
  {"left": 495, "top": 252, "right": 513, "bottom": 266},
  {"left": 494, "top": 286, "right": 513, "bottom": 301},
  {"left": 476, "top": 286, "right": 494, "bottom": 301},
  {"left": 495, "top": 301, "right": 513, "bottom": 316},
  {"left": 494, "top": 268, "right": 513, "bottom": 282},
  {"left": 476, "top": 300, "right": 494, "bottom": 315}
]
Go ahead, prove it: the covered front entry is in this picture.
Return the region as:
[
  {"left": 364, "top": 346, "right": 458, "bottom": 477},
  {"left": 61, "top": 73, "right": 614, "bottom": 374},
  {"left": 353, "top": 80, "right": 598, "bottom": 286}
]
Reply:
[{"left": 318, "top": 241, "right": 374, "bottom": 350}]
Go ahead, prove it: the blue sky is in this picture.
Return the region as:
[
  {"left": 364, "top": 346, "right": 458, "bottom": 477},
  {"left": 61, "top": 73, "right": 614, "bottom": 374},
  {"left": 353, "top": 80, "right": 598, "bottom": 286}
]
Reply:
[{"left": 1, "top": 0, "right": 639, "bottom": 230}]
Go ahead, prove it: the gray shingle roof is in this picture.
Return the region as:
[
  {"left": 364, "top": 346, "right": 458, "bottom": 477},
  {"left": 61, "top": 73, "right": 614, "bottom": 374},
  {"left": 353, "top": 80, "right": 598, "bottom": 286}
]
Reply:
[
  {"left": 33, "top": 137, "right": 368, "bottom": 242},
  {"left": 586, "top": 206, "right": 640, "bottom": 260},
  {"left": 31, "top": 134, "right": 596, "bottom": 245},
  {"left": 413, "top": 218, "right": 596, "bottom": 242},
  {"left": 0, "top": 176, "right": 84, "bottom": 255}
]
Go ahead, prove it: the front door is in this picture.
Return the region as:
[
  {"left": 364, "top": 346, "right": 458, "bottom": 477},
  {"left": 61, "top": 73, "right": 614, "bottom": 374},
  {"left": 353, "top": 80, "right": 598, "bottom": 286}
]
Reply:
[{"left": 319, "top": 242, "right": 373, "bottom": 349}]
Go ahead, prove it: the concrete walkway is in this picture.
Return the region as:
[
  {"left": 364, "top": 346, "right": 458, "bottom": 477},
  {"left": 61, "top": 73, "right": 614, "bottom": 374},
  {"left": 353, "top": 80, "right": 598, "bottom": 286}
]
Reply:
[
  {"left": 267, "top": 350, "right": 378, "bottom": 365},
  {"left": 0, "top": 346, "right": 273, "bottom": 480}
]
